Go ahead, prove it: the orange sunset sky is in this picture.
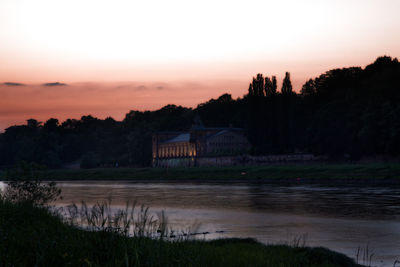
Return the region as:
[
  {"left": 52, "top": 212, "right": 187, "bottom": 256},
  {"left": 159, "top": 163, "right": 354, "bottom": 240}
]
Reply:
[{"left": 1, "top": 0, "right": 400, "bottom": 131}]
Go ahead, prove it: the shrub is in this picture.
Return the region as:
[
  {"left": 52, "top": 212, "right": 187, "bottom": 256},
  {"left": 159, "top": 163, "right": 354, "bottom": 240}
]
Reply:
[{"left": 3, "top": 162, "right": 61, "bottom": 206}]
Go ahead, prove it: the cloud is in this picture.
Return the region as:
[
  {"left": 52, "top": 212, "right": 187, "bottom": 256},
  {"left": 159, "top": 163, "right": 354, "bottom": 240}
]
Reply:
[
  {"left": 3, "top": 82, "right": 25, "bottom": 86},
  {"left": 111, "top": 82, "right": 171, "bottom": 92},
  {"left": 135, "top": 85, "right": 147, "bottom": 90},
  {"left": 42, "top": 82, "right": 67, "bottom": 87},
  {"left": 113, "top": 83, "right": 148, "bottom": 91}
]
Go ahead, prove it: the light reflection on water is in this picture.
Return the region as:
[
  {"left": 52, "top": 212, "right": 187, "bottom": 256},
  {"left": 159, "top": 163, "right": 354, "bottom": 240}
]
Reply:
[
  {"left": 6, "top": 180, "right": 400, "bottom": 266},
  {"left": 54, "top": 181, "right": 400, "bottom": 266},
  {"left": 56, "top": 182, "right": 400, "bottom": 220}
]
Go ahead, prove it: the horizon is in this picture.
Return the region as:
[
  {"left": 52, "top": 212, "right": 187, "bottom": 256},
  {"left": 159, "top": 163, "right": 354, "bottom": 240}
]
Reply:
[
  {"left": 1, "top": 0, "right": 400, "bottom": 130},
  {"left": 0, "top": 56, "right": 396, "bottom": 131}
]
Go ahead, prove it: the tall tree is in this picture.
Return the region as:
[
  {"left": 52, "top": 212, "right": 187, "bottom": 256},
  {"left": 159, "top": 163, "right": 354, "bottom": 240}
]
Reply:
[
  {"left": 281, "top": 72, "right": 293, "bottom": 95},
  {"left": 271, "top": 76, "right": 277, "bottom": 95},
  {"left": 248, "top": 83, "right": 254, "bottom": 95},
  {"left": 251, "top": 74, "right": 265, "bottom": 97},
  {"left": 264, "top": 76, "right": 273, "bottom": 96}
]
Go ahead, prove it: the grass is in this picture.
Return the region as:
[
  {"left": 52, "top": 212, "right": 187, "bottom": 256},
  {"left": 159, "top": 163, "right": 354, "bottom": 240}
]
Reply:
[
  {"left": 7, "top": 163, "right": 397, "bottom": 185},
  {"left": 0, "top": 200, "right": 363, "bottom": 267}
]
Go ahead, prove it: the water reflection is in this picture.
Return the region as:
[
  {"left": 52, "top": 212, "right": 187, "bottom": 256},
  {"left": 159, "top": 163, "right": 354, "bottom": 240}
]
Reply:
[
  {"left": 17, "top": 180, "right": 400, "bottom": 266},
  {"left": 57, "top": 182, "right": 400, "bottom": 220}
]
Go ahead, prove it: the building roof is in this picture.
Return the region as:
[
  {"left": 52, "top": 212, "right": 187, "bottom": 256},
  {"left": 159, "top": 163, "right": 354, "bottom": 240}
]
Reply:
[
  {"left": 204, "top": 127, "right": 243, "bottom": 131},
  {"left": 206, "top": 129, "right": 244, "bottom": 139},
  {"left": 162, "top": 133, "right": 190, "bottom": 144},
  {"left": 158, "top": 127, "right": 246, "bottom": 144},
  {"left": 154, "top": 131, "right": 185, "bottom": 135}
]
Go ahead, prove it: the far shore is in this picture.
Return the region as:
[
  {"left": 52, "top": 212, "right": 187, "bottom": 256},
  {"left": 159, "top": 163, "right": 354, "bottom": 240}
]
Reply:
[{"left": 2, "top": 163, "right": 399, "bottom": 185}]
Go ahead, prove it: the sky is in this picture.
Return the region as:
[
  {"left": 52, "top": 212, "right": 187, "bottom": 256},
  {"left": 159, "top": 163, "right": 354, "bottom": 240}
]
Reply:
[{"left": 1, "top": 0, "right": 400, "bottom": 130}]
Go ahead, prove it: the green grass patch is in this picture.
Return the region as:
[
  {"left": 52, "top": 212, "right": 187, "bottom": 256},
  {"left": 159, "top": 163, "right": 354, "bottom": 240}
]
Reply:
[{"left": 0, "top": 200, "right": 362, "bottom": 266}]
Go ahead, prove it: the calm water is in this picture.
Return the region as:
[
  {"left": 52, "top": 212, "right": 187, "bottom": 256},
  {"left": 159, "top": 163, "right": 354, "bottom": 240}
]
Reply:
[{"left": 54, "top": 181, "right": 400, "bottom": 266}]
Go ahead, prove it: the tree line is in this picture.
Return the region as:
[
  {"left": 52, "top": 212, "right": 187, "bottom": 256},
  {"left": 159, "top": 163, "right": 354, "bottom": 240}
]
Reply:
[{"left": 1, "top": 56, "right": 399, "bottom": 168}]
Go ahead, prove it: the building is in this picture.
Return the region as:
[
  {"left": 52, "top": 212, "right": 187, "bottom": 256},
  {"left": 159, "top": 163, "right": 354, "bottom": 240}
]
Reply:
[{"left": 152, "top": 121, "right": 250, "bottom": 167}]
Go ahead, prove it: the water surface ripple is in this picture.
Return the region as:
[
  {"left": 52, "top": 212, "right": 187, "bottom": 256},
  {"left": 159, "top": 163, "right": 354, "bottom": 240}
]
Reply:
[{"left": 56, "top": 181, "right": 400, "bottom": 266}]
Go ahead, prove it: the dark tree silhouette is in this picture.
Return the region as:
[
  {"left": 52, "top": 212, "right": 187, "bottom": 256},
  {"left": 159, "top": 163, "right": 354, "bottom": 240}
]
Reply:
[
  {"left": 27, "top": 119, "right": 41, "bottom": 129},
  {"left": 0, "top": 56, "right": 399, "bottom": 168},
  {"left": 271, "top": 76, "right": 277, "bottom": 94},
  {"left": 264, "top": 76, "right": 273, "bottom": 96},
  {"left": 281, "top": 72, "right": 293, "bottom": 94},
  {"left": 300, "top": 79, "right": 316, "bottom": 96}
]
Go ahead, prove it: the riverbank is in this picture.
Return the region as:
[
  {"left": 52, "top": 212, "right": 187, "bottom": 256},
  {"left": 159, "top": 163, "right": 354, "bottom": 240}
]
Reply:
[
  {"left": 1, "top": 163, "right": 399, "bottom": 185},
  {"left": 29, "top": 163, "right": 400, "bottom": 185},
  {"left": 0, "top": 200, "right": 362, "bottom": 266}
]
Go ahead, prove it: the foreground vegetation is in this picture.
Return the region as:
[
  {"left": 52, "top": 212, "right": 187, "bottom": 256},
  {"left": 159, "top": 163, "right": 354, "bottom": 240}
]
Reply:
[
  {"left": 19, "top": 163, "right": 400, "bottom": 185},
  {"left": 0, "top": 162, "right": 367, "bottom": 266},
  {"left": 0, "top": 200, "right": 362, "bottom": 267}
]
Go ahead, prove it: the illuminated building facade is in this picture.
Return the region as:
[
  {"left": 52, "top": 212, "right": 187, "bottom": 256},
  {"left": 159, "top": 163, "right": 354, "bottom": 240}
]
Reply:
[{"left": 152, "top": 124, "right": 250, "bottom": 167}]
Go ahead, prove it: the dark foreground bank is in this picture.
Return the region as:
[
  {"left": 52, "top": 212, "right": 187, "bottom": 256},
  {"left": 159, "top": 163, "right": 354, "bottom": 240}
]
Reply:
[
  {"left": 0, "top": 200, "right": 362, "bottom": 267},
  {"left": 21, "top": 163, "right": 400, "bottom": 185}
]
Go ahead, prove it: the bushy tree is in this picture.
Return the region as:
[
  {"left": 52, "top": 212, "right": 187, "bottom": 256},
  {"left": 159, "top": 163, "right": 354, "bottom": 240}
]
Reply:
[
  {"left": 3, "top": 162, "right": 61, "bottom": 206},
  {"left": 300, "top": 79, "right": 316, "bottom": 96}
]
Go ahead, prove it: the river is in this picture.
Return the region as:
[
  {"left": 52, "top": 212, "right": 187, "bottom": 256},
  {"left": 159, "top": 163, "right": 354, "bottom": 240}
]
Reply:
[{"left": 51, "top": 181, "right": 400, "bottom": 266}]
